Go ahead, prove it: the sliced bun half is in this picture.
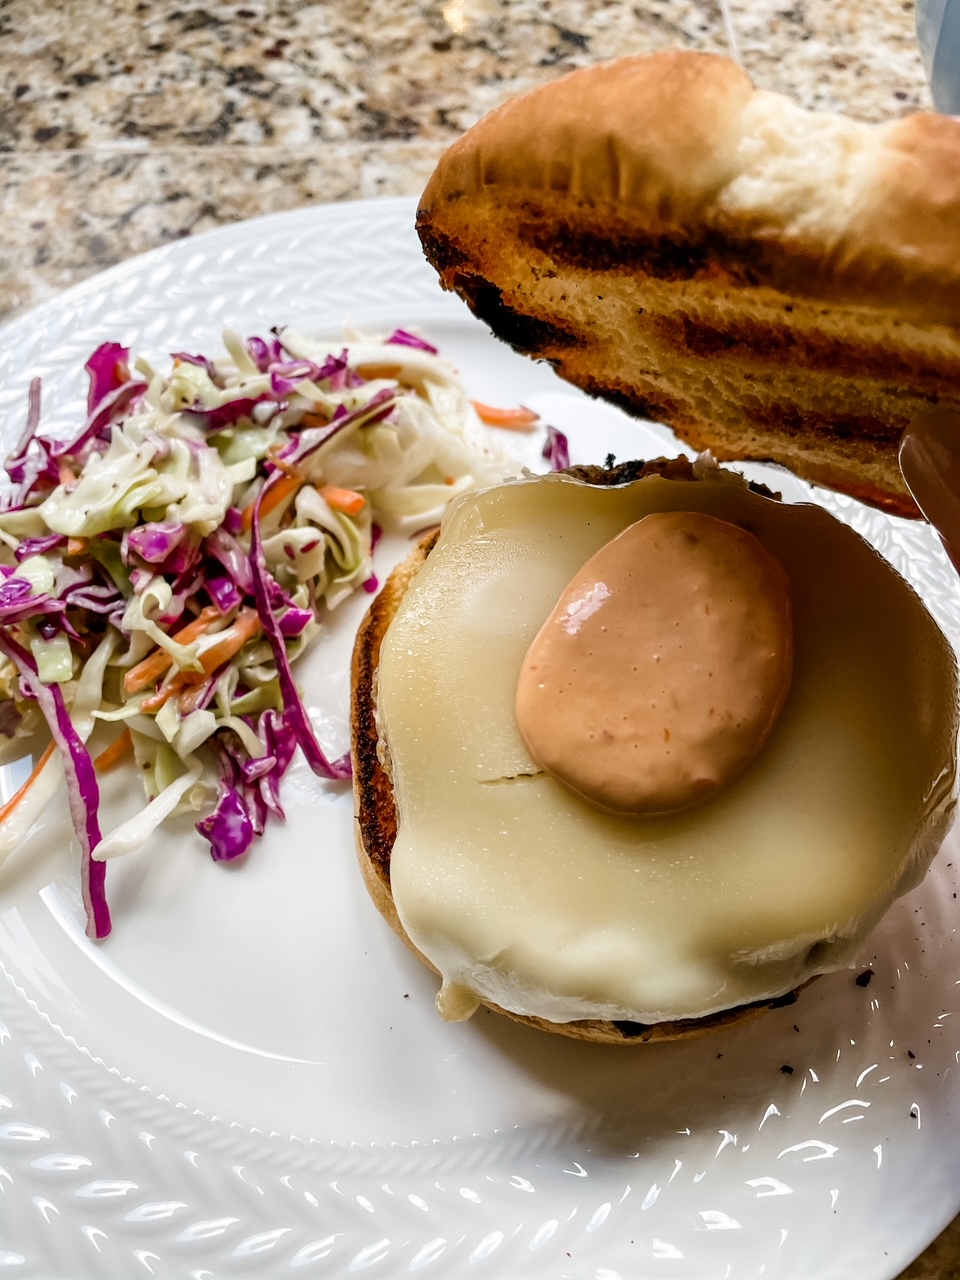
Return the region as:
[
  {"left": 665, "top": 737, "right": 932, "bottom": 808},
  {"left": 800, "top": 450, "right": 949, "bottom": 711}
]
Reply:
[
  {"left": 416, "top": 50, "right": 960, "bottom": 518},
  {"left": 350, "top": 462, "right": 809, "bottom": 1045}
]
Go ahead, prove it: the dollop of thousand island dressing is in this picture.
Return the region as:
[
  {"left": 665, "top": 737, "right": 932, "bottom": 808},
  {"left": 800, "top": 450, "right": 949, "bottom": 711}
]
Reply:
[{"left": 515, "top": 511, "right": 794, "bottom": 814}]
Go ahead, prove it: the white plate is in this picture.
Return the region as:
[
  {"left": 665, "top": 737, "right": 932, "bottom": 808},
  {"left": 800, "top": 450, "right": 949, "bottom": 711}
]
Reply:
[{"left": 1, "top": 197, "right": 960, "bottom": 1280}]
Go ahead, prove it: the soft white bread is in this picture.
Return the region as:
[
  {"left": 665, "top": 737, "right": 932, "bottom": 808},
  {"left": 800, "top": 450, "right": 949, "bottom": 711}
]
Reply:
[{"left": 416, "top": 51, "right": 960, "bottom": 518}]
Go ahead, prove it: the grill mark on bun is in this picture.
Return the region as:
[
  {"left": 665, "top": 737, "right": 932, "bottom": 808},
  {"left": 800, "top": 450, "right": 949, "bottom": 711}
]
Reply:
[
  {"left": 572, "top": 376, "right": 680, "bottom": 426},
  {"left": 746, "top": 403, "right": 905, "bottom": 448},
  {"left": 520, "top": 221, "right": 756, "bottom": 285},
  {"left": 652, "top": 313, "right": 960, "bottom": 390},
  {"left": 451, "top": 274, "right": 582, "bottom": 354},
  {"left": 351, "top": 591, "right": 398, "bottom": 886},
  {"left": 414, "top": 216, "right": 471, "bottom": 274},
  {"left": 417, "top": 50, "right": 960, "bottom": 514}
]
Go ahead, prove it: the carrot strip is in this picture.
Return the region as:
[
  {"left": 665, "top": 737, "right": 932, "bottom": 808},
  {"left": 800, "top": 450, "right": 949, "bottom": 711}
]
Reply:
[
  {"left": 471, "top": 400, "right": 540, "bottom": 430},
  {"left": 197, "top": 608, "right": 261, "bottom": 675},
  {"left": 298, "top": 411, "right": 329, "bottom": 429},
  {"left": 0, "top": 741, "right": 56, "bottom": 826},
  {"left": 241, "top": 473, "right": 302, "bottom": 533},
  {"left": 267, "top": 455, "right": 304, "bottom": 479},
  {"left": 122, "top": 604, "right": 221, "bottom": 695},
  {"left": 140, "top": 609, "right": 263, "bottom": 715},
  {"left": 66, "top": 536, "right": 89, "bottom": 557},
  {"left": 319, "top": 484, "right": 366, "bottom": 516},
  {"left": 355, "top": 363, "right": 402, "bottom": 381},
  {"left": 179, "top": 680, "right": 213, "bottom": 716},
  {"left": 139, "top": 672, "right": 194, "bottom": 715},
  {"left": 94, "top": 728, "right": 133, "bottom": 773}
]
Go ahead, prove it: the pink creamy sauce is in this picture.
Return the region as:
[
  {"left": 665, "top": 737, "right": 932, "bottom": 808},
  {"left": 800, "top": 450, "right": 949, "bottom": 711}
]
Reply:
[{"left": 515, "top": 511, "right": 794, "bottom": 814}]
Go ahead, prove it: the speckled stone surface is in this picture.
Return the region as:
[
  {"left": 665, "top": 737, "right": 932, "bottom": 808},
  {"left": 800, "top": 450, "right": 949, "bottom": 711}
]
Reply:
[
  {"left": 0, "top": 0, "right": 934, "bottom": 323},
  {"left": 0, "top": 3, "right": 955, "bottom": 1274}
]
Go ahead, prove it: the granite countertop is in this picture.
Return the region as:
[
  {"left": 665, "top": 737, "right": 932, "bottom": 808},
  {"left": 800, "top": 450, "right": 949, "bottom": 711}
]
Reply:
[
  {"left": 0, "top": 2, "right": 957, "bottom": 1275},
  {"left": 0, "top": 0, "right": 936, "bottom": 320}
]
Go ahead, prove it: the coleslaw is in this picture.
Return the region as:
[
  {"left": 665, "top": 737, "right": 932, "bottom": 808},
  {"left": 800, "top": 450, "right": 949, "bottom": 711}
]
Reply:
[{"left": 0, "top": 326, "right": 519, "bottom": 938}]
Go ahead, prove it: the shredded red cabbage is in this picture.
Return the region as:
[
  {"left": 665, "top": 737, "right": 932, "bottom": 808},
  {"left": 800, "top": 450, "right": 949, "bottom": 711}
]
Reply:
[
  {"left": 15, "top": 532, "right": 66, "bottom": 560},
  {"left": 125, "top": 520, "right": 187, "bottom": 565},
  {"left": 61, "top": 583, "right": 124, "bottom": 614},
  {"left": 156, "top": 534, "right": 201, "bottom": 581},
  {"left": 0, "top": 632, "right": 108, "bottom": 938},
  {"left": 313, "top": 350, "right": 350, "bottom": 390},
  {"left": 196, "top": 742, "right": 255, "bottom": 861},
  {"left": 542, "top": 424, "right": 571, "bottom": 471},
  {"left": 50, "top": 378, "right": 148, "bottom": 462},
  {"left": 4, "top": 379, "right": 60, "bottom": 504},
  {"left": 386, "top": 328, "right": 439, "bottom": 356},
  {"left": 0, "top": 578, "right": 67, "bottom": 626},
  {"left": 84, "top": 343, "right": 130, "bottom": 415},
  {"left": 172, "top": 351, "right": 221, "bottom": 383},
  {"left": 188, "top": 395, "right": 281, "bottom": 433},
  {"left": 268, "top": 361, "right": 325, "bottom": 398},
  {"left": 276, "top": 605, "right": 314, "bottom": 637},
  {"left": 204, "top": 527, "right": 254, "bottom": 593},
  {"left": 245, "top": 334, "right": 284, "bottom": 374},
  {"left": 206, "top": 574, "right": 243, "bottom": 613},
  {"left": 249, "top": 479, "right": 351, "bottom": 780},
  {"left": 195, "top": 711, "right": 298, "bottom": 862},
  {"left": 255, "top": 708, "right": 297, "bottom": 818},
  {"left": 281, "top": 388, "right": 397, "bottom": 470}
]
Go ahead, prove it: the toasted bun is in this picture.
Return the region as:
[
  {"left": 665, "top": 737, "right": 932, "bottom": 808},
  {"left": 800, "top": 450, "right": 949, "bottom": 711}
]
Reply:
[
  {"left": 416, "top": 51, "right": 960, "bottom": 519},
  {"left": 350, "top": 461, "right": 807, "bottom": 1044}
]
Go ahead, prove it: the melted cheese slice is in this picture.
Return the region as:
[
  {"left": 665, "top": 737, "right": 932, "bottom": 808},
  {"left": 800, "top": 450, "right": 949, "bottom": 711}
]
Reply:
[{"left": 377, "top": 469, "right": 958, "bottom": 1024}]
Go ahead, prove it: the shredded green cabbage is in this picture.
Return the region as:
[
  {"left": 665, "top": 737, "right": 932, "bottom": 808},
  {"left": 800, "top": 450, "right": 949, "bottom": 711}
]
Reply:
[{"left": 0, "top": 325, "right": 526, "bottom": 936}]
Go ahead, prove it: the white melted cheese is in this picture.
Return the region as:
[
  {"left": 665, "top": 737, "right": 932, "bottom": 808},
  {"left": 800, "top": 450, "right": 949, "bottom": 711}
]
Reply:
[{"left": 377, "top": 470, "right": 958, "bottom": 1025}]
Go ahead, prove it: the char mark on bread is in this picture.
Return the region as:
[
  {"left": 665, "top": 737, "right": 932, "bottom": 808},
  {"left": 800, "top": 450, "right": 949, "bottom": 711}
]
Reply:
[
  {"left": 351, "top": 539, "right": 439, "bottom": 889},
  {"left": 416, "top": 50, "right": 960, "bottom": 518},
  {"left": 452, "top": 273, "right": 583, "bottom": 357}
]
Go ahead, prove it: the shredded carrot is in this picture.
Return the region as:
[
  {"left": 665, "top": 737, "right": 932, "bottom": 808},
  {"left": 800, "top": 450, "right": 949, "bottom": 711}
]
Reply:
[
  {"left": 58, "top": 464, "right": 77, "bottom": 486},
  {"left": 179, "top": 681, "right": 212, "bottom": 716},
  {"left": 299, "top": 411, "right": 329, "bottom": 429},
  {"left": 266, "top": 455, "right": 303, "bottom": 479},
  {"left": 122, "top": 604, "right": 221, "bottom": 695},
  {"left": 0, "top": 741, "right": 55, "bottom": 826},
  {"left": 66, "top": 536, "right": 89, "bottom": 557},
  {"left": 139, "top": 610, "right": 263, "bottom": 714},
  {"left": 355, "top": 363, "right": 402, "bottom": 382},
  {"left": 139, "top": 672, "right": 194, "bottom": 715},
  {"left": 319, "top": 484, "right": 366, "bottom": 516},
  {"left": 94, "top": 728, "right": 133, "bottom": 773},
  {"left": 196, "top": 607, "right": 261, "bottom": 676},
  {"left": 128, "top": 657, "right": 168, "bottom": 698},
  {"left": 471, "top": 400, "right": 540, "bottom": 430},
  {"left": 241, "top": 473, "right": 303, "bottom": 533}
]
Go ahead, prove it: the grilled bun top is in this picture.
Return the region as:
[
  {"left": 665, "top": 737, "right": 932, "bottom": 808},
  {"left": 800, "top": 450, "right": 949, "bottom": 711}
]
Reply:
[{"left": 416, "top": 50, "right": 960, "bottom": 517}]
